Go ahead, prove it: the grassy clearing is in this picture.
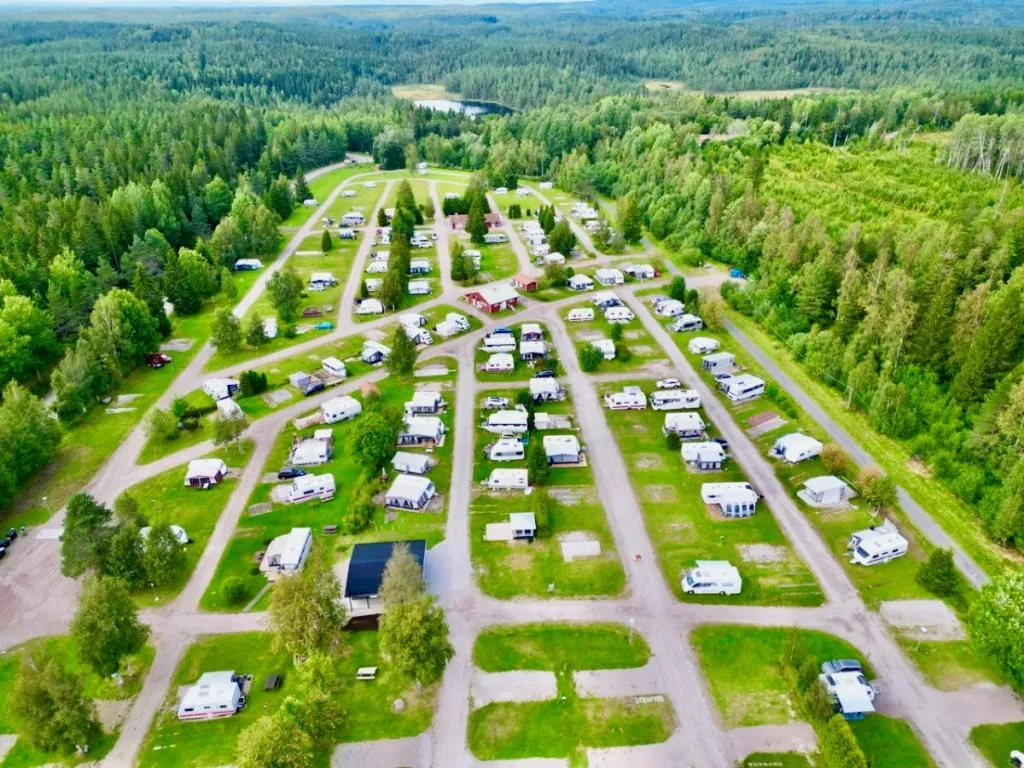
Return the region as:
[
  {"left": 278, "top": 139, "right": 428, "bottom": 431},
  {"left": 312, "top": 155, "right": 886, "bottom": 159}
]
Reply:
[
  {"left": 599, "top": 380, "right": 823, "bottom": 606},
  {"left": 323, "top": 179, "right": 385, "bottom": 222},
  {"left": 474, "top": 623, "right": 650, "bottom": 672},
  {"left": 391, "top": 83, "right": 460, "bottom": 101},
  {"left": 383, "top": 178, "right": 435, "bottom": 216},
  {"left": 199, "top": 377, "right": 453, "bottom": 611},
  {"left": 471, "top": 240, "right": 518, "bottom": 282},
  {"left": 280, "top": 164, "right": 373, "bottom": 228},
  {"left": 473, "top": 321, "right": 554, "bottom": 383},
  {"left": 692, "top": 625, "right": 932, "bottom": 767},
  {"left": 0, "top": 637, "right": 153, "bottom": 768},
  {"left": 656, "top": 313, "right": 949, "bottom": 609},
  {"left": 896, "top": 639, "right": 1007, "bottom": 691},
  {"left": 971, "top": 722, "right": 1024, "bottom": 767},
  {"left": 726, "top": 310, "right": 1015, "bottom": 579},
  {"left": 564, "top": 301, "right": 669, "bottom": 374},
  {"left": 138, "top": 631, "right": 435, "bottom": 768},
  {"left": 469, "top": 387, "right": 625, "bottom": 599},
  {"left": 120, "top": 440, "right": 254, "bottom": 607}
]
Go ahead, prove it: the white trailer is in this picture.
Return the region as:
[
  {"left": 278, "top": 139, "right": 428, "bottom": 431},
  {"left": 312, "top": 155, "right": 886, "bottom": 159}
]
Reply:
[{"left": 681, "top": 560, "right": 742, "bottom": 595}]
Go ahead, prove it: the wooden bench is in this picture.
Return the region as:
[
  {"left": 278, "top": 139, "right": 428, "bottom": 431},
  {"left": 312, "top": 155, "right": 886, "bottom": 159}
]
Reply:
[
  {"left": 264, "top": 674, "right": 283, "bottom": 691},
  {"left": 323, "top": 524, "right": 338, "bottom": 535}
]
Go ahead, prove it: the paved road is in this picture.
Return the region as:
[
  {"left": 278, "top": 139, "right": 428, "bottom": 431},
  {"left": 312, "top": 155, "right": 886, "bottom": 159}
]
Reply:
[
  {"left": 6, "top": 166, "right": 1020, "bottom": 768},
  {"left": 722, "top": 316, "right": 991, "bottom": 588}
]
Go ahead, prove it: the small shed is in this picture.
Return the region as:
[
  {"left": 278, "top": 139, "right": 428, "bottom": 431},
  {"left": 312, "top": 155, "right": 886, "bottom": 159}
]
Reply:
[
  {"left": 509, "top": 512, "right": 537, "bottom": 540},
  {"left": 799, "top": 476, "right": 855, "bottom": 508},
  {"left": 511, "top": 273, "right": 538, "bottom": 292}
]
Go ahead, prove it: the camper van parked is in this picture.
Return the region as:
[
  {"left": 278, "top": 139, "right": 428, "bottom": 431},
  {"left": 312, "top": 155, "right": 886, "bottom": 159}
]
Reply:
[
  {"left": 604, "top": 386, "right": 647, "bottom": 411},
  {"left": 320, "top": 396, "right": 362, "bottom": 424},
  {"left": 688, "top": 337, "right": 720, "bottom": 355},
  {"left": 651, "top": 389, "right": 701, "bottom": 411},
  {"left": 489, "top": 437, "right": 525, "bottom": 462},
  {"left": 681, "top": 561, "right": 742, "bottom": 595},
  {"left": 721, "top": 374, "right": 766, "bottom": 403},
  {"left": 604, "top": 306, "right": 635, "bottom": 323},
  {"left": 567, "top": 308, "right": 595, "bottom": 322},
  {"left": 671, "top": 314, "right": 704, "bottom": 333},
  {"left": 285, "top": 473, "right": 336, "bottom": 504},
  {"left": 848, "top": 520, "right": 909, "bottom": 566}
]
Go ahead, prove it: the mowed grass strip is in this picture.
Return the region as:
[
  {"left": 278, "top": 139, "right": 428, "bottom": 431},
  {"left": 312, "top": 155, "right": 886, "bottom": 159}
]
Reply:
[
  {"left": 971, "top": 722, "right": 1024, "bottom": 767},
  {"left": 473, "top": 623, "right": 650, "bottom": 673},
  {"left": 564, "top": 301, "right": 668, "bottom": 374},
  {"left": 599, "top": 381, "right": 822, "bottom": 606}
]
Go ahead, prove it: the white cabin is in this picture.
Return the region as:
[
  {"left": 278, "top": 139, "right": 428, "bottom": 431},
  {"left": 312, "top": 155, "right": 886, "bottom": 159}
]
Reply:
[
  {"left": 681, "top": 442, "right": 727, "bottom": 471},
  {"left": 688, "top": 337, "right": 720, "bottom": 355},
  {"left": 799, "top": 476, "right": 856, "bottom": 508},
  {"left": 662, "top": 412, "right": 706, "bottom": 439}
]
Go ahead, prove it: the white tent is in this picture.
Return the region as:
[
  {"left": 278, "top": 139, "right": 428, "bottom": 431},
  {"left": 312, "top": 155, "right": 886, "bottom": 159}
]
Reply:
[{"left": 772, "top": 433, "right": 824, "bottom": 464}]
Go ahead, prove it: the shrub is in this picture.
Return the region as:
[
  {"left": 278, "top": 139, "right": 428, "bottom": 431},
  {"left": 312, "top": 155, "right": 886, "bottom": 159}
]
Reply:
[
  {"left": 803, "top": 680, "right": 837, "bottom": 723},
  {"left": 181, "top": 416, "right": 199, "bottom": 431},
  {"left": 616, "top": 343, "right": 632, "bottom": 362},
  {"left": 171, "top": 397, "right": 189, "bottom": 419},
  {"left": 916, "top": 548, "right": 961, "bottom": 597},
  {"left": 222, "top": 576, "right": 249, "bottom": 605},
  {"left": 239, "top": 370, "right": 269, "bottom": 397},
  {"left": 281, "top": 322, "right": 297, "bottom": 339},
  {"left": 580, "top": 345, "right": 603, "bottom": 372},
  {"left": 820, "top": 443, "right": 850, "bottom": 477},
  {"left": 610, "top": 323, "right": 623, "bottom": 342},
  {"left": 665, "top": 432, "right": 681, "bottom": 451},
  {"left": 796, "top": 657, "right": 819, "bottom": 692}
]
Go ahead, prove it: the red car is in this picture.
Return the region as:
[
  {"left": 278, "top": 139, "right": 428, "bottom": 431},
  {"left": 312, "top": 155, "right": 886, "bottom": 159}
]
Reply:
[{"left": 147, "top": 353, "right": 172, "bottom": 369}]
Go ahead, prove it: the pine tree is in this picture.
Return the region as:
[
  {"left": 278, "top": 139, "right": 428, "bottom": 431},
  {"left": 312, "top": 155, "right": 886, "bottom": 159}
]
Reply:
[
  {"left": 619, "top": 195, "right": 643, "bottom": 244},
  {"left": 467, "top": 199, "right": 487, "bottom": 244},
  {"left": 320, "top": 229, "right": 332, "bottom": 253},
  {"left": 294, "top": 170, "right": 312, "bottom": 204},
  {"left": 386, "top": 324, "right": 418, "bottom": 377}
]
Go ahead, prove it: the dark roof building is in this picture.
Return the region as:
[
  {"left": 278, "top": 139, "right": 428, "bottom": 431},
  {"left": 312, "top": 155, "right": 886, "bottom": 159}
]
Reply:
[{"left": 344, "top": 540, "right": 427, "bottom": 609}]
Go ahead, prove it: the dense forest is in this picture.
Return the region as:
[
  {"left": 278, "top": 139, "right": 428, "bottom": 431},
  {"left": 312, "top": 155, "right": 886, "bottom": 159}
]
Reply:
[{"left": 2, "top": 0, "right": 1024, "bottom": 549}]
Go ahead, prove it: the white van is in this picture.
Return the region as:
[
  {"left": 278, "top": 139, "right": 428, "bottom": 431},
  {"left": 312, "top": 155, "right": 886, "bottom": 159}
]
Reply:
[
  {"left": 681, "top": 561, "right": 742, "bottom": 595},
  {"left": 489, "top": 438, "right": 525, "bottom": 462},
  {"left": 566, "top": 308, "right": 595, "bottom": 322}
]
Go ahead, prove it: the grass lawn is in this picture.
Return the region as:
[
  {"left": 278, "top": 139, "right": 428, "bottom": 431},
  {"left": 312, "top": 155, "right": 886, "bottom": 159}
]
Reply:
[
  {"left": 470, "top": 387, "right": 625, "bottom": 599},
  {"left": 199, "top": 378, "right": 453, "bottom": 611},
  {"left": 138, "top": 631, "right": 435, "bottom": 768},
  {"left": 383, "top": 178, "right": 435, "bottom": 218},
  {"left": 971, "top": 722, "right": 1024, "bottom": 767},
  {"left": 120, "top": 440, "right": 254, "bottom": 607},
  {"left": 599, "top": 381, "right": 823, "bottom": 606},
  {"left": 3, "top": 275, "right": 259, "bottom": 529},
  {"left": 0, "top": 637, "right": 153, "bottom": 768},
  {"left": 563, "top": 301, "right": 669, "bottom": 375},
  {"left": 435, "top": 179, "right": 469, "bottom": 202},
  {"left": 469, "top": 655, "right": 673, "bottom": 764},
  {"left": 896, "top": 639, "right": 1007, "bottom": 691},
  {"left": 474, "top": 321, "right": 555, "bottom": 383},
  {"left": 470, "top": 240, "right": 518, "bottom": 282},
  {"left": 667, "top": 317, "right": 970, "bottom": 611},
  {"left": 726, "top": 310, "right": 1015, "bottom": 579},
  {"left": 280, "top": 164, "right": 374, "bottom": 228},
  {"left": 473, "top": 623, "right": 650, "bottom": 672},
  {"left": 322, "top": 179, "right": 385, "bottom": 223},
  {"left": 692, "top": 625, "right": 932, "bottom": 767}
]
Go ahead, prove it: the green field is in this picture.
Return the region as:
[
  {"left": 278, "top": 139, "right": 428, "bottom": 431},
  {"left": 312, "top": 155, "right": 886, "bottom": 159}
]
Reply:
[
  {"left": 470, "top": 387, "right": 625, "bottom": 599},
  {"left": 474, "top": 623, "right": 650, "bottom": 672},
  {"left": 971, "top": 722, "right": 1024, "bottom": 767},
  {"left": 199, "top": 377, "right": 452, "bottom": 611},
  {"left": 599, "top": 380, "right": 823, "bottom": 605},
  {"left": 468, "top": 623, "right": 672, "bottom": 763},
  {"left": 138, "top": 631, "right": 435, "bottom": 768},
  {"left": 120, "top": 440, "right": 254, "bottom": 606}
]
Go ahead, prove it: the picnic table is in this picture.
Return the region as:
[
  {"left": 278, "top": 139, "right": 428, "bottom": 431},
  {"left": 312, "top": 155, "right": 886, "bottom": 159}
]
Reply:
[{"left": 264, "top": 674, "right": 283, "bottom": 691}]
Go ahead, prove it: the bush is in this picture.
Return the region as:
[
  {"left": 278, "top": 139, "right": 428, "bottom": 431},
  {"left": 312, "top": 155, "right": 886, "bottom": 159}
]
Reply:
[
  {"left": 610, "top": 323, "right": 623, "bottom": 342},
  {"left": 616, "top": 343, "right": 632, "bottom": 362},
  {"left": 580, "top": 344, "right": 603, "bottom": 372},
  {"left": 527, "top": 439, "right": 549, "bottom": 486},
  {"left": 171, "top": 397, "right": 189, "bottom": 419},
  {"left": 281, "top": 322, "right": 297, "bottom": 339},
  {"left": 531, "top": 489, "right": 555, "bottom": 534},
  {"left": 665, "top": 432, "right": 681, "bottom": 451},
  {"left": 916, "top": 548, "right": 961, "bottom": 597},
  {"left": 820, "top": 715, "right": 868, "bottom": 768},
  {"left": 803, "top": 680, "right": 837, "bottom": 723},
  {"left": 181, "top": 416, "right": 199, "bottom": 432},
  {"left": 240, "top": 370, "right": 269, "bottom": 397},
  {"left": 222, "top": 576, "right": 249, "bottom": 605},
  {"left": 821, "top": 443, "right": 850, "bottom": 477},
  {"left": 796, "top": 657, "right": 819, "bottom": 692}
]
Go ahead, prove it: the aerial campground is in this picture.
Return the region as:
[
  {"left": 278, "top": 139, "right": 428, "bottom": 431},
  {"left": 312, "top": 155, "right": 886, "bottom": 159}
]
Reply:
[{"left": 2, "top": 1, "right": 1024, "bottom": 767}]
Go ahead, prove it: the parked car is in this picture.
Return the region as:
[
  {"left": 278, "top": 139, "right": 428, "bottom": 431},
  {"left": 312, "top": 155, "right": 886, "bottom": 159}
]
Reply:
[
  {"left": 712, "top": 437, "right": 729, "bottom": 450},
  {"left": 277, "top": 467, "right": 307, "bottom": 480},
  {"left": 146, "top": 353, "right": 172, "bottom": 368},
  {"left": 301, "top": 380, "right": 325, "bottom": 397},
  {"left": 656, "top": 378, "right": 680, "bottom": 389},
  {"left": 494, "top": 327, "right": 513, "bottom": 335},
  {"left": 821, "top": 659, "right": 863, "bottom": 675},
  {"left": 6, "top": 528, "right": 17, "bottom": 541},
  {"left": 535, "top": 369, "right": 556, "bottom": 378},
  {"left": 0, "top": 545, "right": 6, "bottom": 560},
  {"left": 729, "top": 268, "right": 747, "bottom": 279},
  {"left": 314, "top": 321, "right": 334, "bottom": 331},
  {"left": 483, "top": 396, "right": 509, "bottom": 410}
]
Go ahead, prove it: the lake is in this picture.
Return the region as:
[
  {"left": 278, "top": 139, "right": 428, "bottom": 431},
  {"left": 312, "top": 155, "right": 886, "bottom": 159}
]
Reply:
[{"left": 413, "top": 98, "right": 512, "bottom": 117}]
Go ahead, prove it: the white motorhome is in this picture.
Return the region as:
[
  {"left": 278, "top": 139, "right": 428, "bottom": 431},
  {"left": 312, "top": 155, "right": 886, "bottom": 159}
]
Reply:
[
  {"left": 671, "top": 314, "right": 704, "bottom": 332},
  {"left": 688, "top": 337, "right": 720, "bottom": 355},
  {"left": 447, "top": 312, "right": 471, "bottom": 331},
  {"left": 604, "top": 306, "right": 635, "bottom": 324},
  {"left": 177, "top": 672, "right": 242, "bottom": 721},
  {"left": 567, "top": 308, "right": 595, "bottom": 322},
  {"left": 681, "top": 561, "right": 742, "bottom": 595},
  {"left": 604, "top": 386, "right": 647, "bottom": 410},
  {"left": 489, "top": 437, "right": 525, "bottom": 462},
  {"left": 485, "top": 409, "right": 529, "bottom": 434},
  {"left": 320, "top": 395, "right": 362, "bottom": 424},
  {"left": 721, "top": 374, "right": 766, "bottom": 403},
  {"left": 404, "top": 325, "right": 433, "bottom": 345},
  {"left": 400, "top": 312, "right": 427, "bottom": 328},
  {"left": 651, "top": 389, "right": 701, "bottom": 411},
  {"left": 848, "top": 520, "right": 909, "bottom": 566},
  {"left": 286, "top": 473, "right": 336, "bottom": 504},
  {"left": 484, "top": 233, "right": 508, "bottom": 244}
]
